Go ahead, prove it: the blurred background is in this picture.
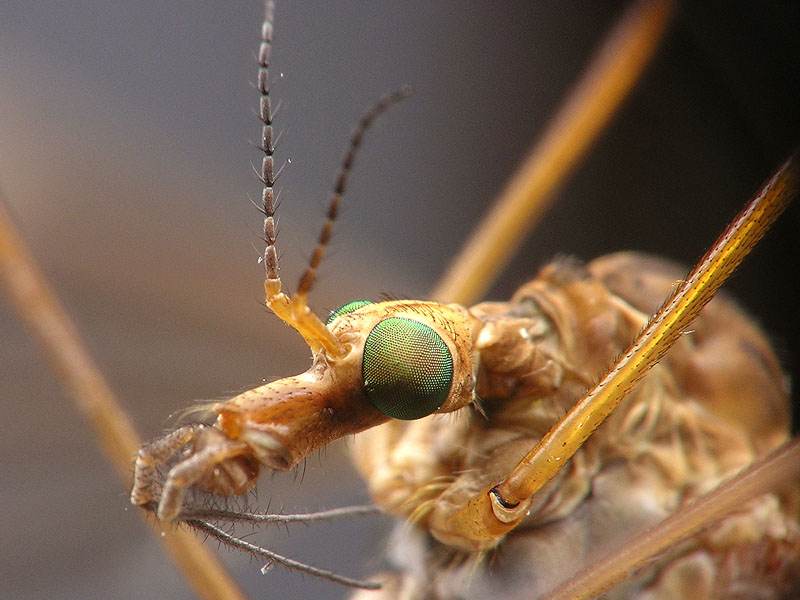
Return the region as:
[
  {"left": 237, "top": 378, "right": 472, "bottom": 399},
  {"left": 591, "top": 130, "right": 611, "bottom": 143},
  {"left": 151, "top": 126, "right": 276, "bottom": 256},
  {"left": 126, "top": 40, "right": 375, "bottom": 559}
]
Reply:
[{"left": 1, "top": 1, "right": 798, "bottom": 598}]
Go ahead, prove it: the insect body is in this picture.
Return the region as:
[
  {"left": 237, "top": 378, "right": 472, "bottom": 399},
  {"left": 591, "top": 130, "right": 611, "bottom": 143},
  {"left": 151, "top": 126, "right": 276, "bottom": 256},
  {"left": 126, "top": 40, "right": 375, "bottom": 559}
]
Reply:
[
  {"left": 129, "top": 1, "right": 800, "bottom": 598},
  {"left": 132, "top": 250, "right": 799, "bottom": 597},
  {"left": 351, "top": 253, "right": 798, "bottom": 598},
  {"left": 3, "top": 1, "right": 800, "bottom": 598}
]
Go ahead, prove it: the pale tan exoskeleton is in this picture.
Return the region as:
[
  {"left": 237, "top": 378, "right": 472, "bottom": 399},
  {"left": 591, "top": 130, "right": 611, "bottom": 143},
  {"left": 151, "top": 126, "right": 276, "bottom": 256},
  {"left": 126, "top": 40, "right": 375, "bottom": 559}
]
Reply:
[
  {"left": 129, "top": 1, "right": 800, "bottom": 598},
  {"left": 1, "top": 1, "right": 799, "bottom": 599}
]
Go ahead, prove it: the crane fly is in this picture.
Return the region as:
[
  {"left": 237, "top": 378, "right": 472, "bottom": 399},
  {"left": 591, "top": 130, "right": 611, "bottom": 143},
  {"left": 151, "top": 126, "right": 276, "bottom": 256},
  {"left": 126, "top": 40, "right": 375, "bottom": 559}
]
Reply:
[
  {"left": 125, "top": 1, "right": 800, "bottom": 598},
  {"left": 0, "top": 1, "right": 797, "bottom": 599}
]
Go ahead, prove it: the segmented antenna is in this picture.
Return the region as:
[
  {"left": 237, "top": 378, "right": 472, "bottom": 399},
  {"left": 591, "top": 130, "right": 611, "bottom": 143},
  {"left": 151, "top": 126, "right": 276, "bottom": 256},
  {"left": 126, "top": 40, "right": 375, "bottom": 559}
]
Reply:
[
  {"left": 295, "top": 85, "right": 415, "bottom": 300},
  {"left": 258, "top": 1, "right": 279, "bottom": 284},
  {"left": 254, "top": 0, "right": 342, "bottom": 358},
  {"left": 254, "top": 0, "right": 412, "bottom": 359}
]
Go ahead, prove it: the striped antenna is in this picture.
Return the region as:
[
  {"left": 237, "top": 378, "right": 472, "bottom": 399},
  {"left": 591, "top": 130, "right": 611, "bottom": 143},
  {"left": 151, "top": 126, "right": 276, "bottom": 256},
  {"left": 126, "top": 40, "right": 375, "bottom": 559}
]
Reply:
[
  {"left": 255, "top": 0, "right": 345, "bottom": 358},
  {"left": 295, "top": 85, "right": 415, "bottom": 300},
  {"left": 254, "top": 1, "right": 412, "bottom": 358},
  {"left": 257, "top": 1, "right": 279, "bottom": 284}
]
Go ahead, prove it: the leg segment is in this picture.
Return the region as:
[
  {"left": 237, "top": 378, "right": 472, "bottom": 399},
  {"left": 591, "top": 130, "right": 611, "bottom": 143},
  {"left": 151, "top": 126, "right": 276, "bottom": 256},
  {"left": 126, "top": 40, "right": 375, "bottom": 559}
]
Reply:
[
  {"left": 130, "top": 423, "right": 207, "bottom": 507},
  {"left": 157, "top": 429, "right": 249, "bottom": 521}
]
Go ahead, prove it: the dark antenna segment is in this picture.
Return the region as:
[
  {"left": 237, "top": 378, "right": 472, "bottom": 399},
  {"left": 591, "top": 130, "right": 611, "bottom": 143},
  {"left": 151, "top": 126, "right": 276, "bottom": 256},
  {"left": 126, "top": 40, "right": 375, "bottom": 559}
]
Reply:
[
  {"left": 257, "top": 0, "right": 279, "bottom": 284},
  {"left": 295, "top": 85, "right": 414, "bottom": 300}
]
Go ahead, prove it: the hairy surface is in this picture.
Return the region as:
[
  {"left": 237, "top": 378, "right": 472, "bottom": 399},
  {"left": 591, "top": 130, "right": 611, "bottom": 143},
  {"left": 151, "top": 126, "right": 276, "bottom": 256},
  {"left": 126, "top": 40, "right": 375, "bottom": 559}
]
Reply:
[{"left": 351, "top": 253, "right": 798, "bottom": 599}]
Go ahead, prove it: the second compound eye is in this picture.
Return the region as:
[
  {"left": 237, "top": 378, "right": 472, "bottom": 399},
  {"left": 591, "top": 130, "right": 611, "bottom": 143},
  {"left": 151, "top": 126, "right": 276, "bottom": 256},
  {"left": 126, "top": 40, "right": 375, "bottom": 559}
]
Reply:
[
  {"left": 326, "top": 300, "right": 373, "bottom": 325},
  {"left": 362, "top": 317, "right": 453, "bottom": 420}
]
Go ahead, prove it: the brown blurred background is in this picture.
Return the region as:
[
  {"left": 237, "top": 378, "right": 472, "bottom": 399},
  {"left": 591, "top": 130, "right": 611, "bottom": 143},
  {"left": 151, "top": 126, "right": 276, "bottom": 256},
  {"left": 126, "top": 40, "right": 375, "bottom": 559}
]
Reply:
[{"left": 1, "top": 2, "right": 798, "bottom": 599}]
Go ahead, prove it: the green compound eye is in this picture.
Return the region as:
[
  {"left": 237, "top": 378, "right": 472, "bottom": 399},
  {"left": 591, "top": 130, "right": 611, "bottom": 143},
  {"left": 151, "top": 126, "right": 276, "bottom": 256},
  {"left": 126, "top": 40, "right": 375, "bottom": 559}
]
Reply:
[
  {"left": 326, "top": 300, "right": 373, "bottom": 325},
  {"left": 363, "top": 317, "right": 453, "bottom": 420}
]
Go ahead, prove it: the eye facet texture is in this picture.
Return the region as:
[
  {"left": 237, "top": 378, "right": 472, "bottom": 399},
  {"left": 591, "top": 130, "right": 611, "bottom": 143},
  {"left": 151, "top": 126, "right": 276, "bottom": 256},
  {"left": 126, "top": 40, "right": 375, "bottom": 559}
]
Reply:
[{"left": 363, "top": 317, "right": 453, "bottom": 420}]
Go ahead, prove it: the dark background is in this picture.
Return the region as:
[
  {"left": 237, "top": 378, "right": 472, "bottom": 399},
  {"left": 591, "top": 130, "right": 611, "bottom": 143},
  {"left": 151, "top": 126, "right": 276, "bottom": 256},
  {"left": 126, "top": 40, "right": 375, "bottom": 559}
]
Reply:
[{"left": 1, "top": 2, "right": 798, "bottom": 598}]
